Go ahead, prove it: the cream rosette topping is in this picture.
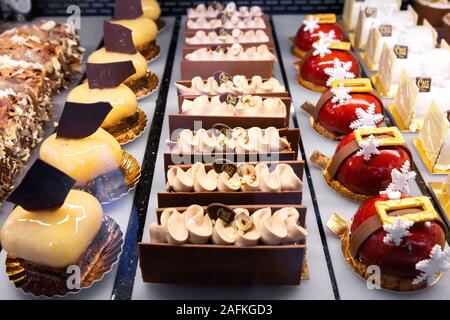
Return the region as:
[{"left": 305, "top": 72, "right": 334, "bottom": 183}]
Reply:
[
  {"left": 176, "top": 75, "right": 285, "bottom": 95},
  {"left": 166, "top": 162, "right": 303, "bottom": 193},
  {"left": 187, "top": 16, "right": 266, "bottom": 30},
  {"left": 185, "top": 29, "right": 270, "bottom": 45},
  {"left": 187, "top": 2, "right": 263, "bottom": 19},
  {"left": 166, "top": 127, "right": 290, "bottom": 154},
  {"left": 150, "top": 205, "right": 307, "bottom": 246},
  {"left": 181, "top": 95, "right": 286, "bottom": 117},
  {"left": 185, "top": 44, "right": 275, "bottom": 61}
]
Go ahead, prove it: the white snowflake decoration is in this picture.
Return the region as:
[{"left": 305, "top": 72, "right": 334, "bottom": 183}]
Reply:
[
  {"left": 312, "top": 40, "right": 332, "bottom": 58},
  {"left": 331, "top": 83, "right": 352, "bottom": 106},
  {"left": 303, "top": 16, "right": 319, "bottom": 33},
  {"left": 324, "top": 58, "right": 355, "bottom": 86},
  {"left": 380, "top": 160, "right": 416, "bottom": 200},
  {"left": 356, "top": 135, "right": 381, "bottom": 161},
  {"left": 318, "top": 30, "right": 336, "bottom": 42},
  {"left": 349, "top": 104, "right": 384, "bottom": 129},
  {"left": 413, "top": 245, "right": 450, "bottom": 286},
  {"left": 383, "top": 216, "right": 413, "bottom": 246}
]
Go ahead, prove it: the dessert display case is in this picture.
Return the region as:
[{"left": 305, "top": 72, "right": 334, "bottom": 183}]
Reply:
[{"left": 0, "top": 0, "right": 449, "bottom": 301}]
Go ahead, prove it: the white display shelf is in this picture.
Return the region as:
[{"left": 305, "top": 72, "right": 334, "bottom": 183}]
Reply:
[{"left": 0, "top": 14, "right": 448, "bottom": 300}]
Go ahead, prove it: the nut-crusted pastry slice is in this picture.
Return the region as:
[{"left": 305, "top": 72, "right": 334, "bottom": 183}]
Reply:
[
  {"left": 0, "top": 83, "right": 49, "bottom": 203},
  {"left": 1, "top": 20, "right": 83, "bottom": 76}
]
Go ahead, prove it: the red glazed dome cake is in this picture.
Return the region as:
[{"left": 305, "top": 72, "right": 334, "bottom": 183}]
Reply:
[
  {"left": 293, "top": 13, "right": 346, "bottom": 58},
  {"left": 297, "top": 41, "right": 359, "bottom": 93},
  {"left": 302, "top": 78, "right": 384, "bottom": 140},
  {"left": 311, "top": 127, "right": 415, "bottom": 202},
  {"left": 347, "top": 195, "right": 448, "bottom": 291}
]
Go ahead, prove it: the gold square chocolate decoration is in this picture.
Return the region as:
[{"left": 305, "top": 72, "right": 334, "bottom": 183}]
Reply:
[{"left": 375, "top": 196, "right": 439, "bottom": 225}]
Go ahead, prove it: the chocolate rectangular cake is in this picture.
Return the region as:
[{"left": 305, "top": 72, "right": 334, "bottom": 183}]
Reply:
[{"left": 0, "top": 20, "right": 83, "bottom": 204}]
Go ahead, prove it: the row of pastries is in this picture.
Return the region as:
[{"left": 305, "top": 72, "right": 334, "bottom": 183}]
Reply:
[
  {"left": 0, "top": 0, "right": 164, "bottom": 297},
  {"left": 141, "top": 1, "right": 308, "bottom": 286},
  {"left": 292, "top": 1, "right": 450, "bottom": 292}
]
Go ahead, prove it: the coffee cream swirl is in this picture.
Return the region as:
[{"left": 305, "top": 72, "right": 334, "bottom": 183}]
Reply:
[
  {"left": 150, "top": 205, "right": 307, "bottom": 245},
  {"left": 186, "top": 29, "right": 270, "bottom": 45},
  {"left": 166, "top": 162, "right": 303, "bottom": 193},
  {"left": 185, "top": 44, "right": 275, "bottom": 61},
  {"left": 176, "top": 75, "right": 285, "bottom": 95},
  {"left": 167, "top": 127, "right": 290, "bottom": 153},
  {"left": 187, "top": 16, "right": 267, "bottom": 30},
  {"left": 187, "top": 2, "right": 263, "bottom": 19},
  {"left": 181, "top": 95, "right": 286, "bottom": 117}
]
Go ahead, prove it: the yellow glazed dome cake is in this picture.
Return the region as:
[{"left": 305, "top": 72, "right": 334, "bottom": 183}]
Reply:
[
  {"left": 40, "top": 128, "right": 122, "bottom": 186},
  {"left": 111, "top": 0, "right": 160, "bottom": 60},
  {"left": 1, "top": 160, "right": 123, "bottom": 297},
  {"left": 88, "top": 21, "right": 160, "bottom": 97},
  {"left": 40, "top": 101, "right": 141, "bottom": 203},
  {"left": 67, "top": 61, "right": 147, "bottom": 143}
]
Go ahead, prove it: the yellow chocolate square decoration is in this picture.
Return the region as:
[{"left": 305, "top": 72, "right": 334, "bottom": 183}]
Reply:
[
  {"left": 375, "top": 196, "right": 439, "bottom": 225},
  {"left": 328, "top": 41, "right": 351, "bottom": 51},
  {"left": 354, "top": 127, "right": 406, "bottom": 147},
  {"left": 331, "top": 78, "right": 373, "bottom": 93},
  {"left": 308, "top": 13, "right": 336, "bottom": 23}
]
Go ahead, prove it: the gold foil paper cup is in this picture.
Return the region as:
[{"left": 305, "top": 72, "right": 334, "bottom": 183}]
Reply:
[
  {"left": 127, "top": 70, "right": 160, "bottom": 99},
  {"left": 5, "top": 215, "right": 123, "bottom": 298},
  {"left": 157, "top": 18, "right": 167, "bottom": 33},
  {"left": 111, "top": 108, "right": 148, "bottom": 145}
]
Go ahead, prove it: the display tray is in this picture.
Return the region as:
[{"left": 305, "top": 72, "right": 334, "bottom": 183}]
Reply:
[
  {"left": 158, "top": 160, "right": 304, "bottom": 207},
  {"left": 177, "top": 92, "right": 290, "bottom": 107},
  {"left": 139, "top": 204, "right": 306, "bottom": 285},
  {"left": 182, "top": 41, "right": 275, "bottom": 50},
  {"left": 184, "top": 15, "right": 272, "bottom": 33},
  {"left": 182, "top": 45, "right": 275, "bottom": 56},
  {"left": 169, "top": 95, "right": 291, "bottom": 132},
  {"left": 184, "top": 28, "right": 273, "bottom": 38},
  {"left": 163, "top": 128, "right": 301, "bottom": 170},
  {"left": 181, "top": 59, "right": 275, "bottom": 79}
]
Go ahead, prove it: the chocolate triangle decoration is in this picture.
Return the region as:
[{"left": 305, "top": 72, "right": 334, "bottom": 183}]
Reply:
[
  {"left": 7, "top": 159, "right": 76, "bottom": 211},
  {"left": 86, "top": 61, "right": 136, "bottom": 89},
  {"left": 104, "top": 21, "right": 137, "bottom": 54},
  {"left": 114, "top": 0, "right": 143, "bottom": 20},
  {"left": 56, "top": 101, "right": 112, "bottom": 139}
]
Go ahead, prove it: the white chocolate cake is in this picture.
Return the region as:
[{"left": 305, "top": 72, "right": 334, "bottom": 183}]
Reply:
[
  {"left": 365, "top": 22, "right": 435, "bottom": 71},
  {"left": 394, "top": 70, "right": 450, "bottom": 131},
  {"left": 378, "top": 42, "right": 450, "bottom": 97},
  {"left": 417, "top": 101, "right": 450, "bottom": 172},
  {"left": 342, "top": 0, "right": 401, "bottom": 31},
  {"left": 354, "top": 5, "right": 416, "bottom": 49}
]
